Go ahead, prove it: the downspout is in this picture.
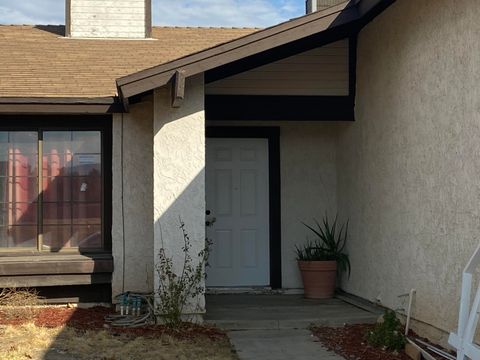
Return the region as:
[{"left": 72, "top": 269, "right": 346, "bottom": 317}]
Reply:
[{"left": 120, "top": 113, "right": 126, "bottom": 293}]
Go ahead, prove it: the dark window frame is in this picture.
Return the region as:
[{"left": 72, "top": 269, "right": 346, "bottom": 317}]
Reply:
[{"left": 0, "top": 115, "right": 112, "bottom": 256}]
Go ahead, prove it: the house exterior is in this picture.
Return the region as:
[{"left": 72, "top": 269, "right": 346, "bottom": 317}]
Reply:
[{"left": 0, "top": 0, "right": 478, "bottom": 344}]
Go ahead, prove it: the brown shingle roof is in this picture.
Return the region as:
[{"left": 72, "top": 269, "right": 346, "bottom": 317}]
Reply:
[{"left": 0, "top": 25, "right": 258, "bottom": 98}]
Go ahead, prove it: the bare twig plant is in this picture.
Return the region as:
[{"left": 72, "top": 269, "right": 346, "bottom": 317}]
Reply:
[
  {"left": 156, "top": 219, "right": 211, "bottom": 328},
  {"left": 0, "top": 286, "right": 43, "bottom": 320}
]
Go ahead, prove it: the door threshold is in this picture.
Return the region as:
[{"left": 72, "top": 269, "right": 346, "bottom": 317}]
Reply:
[{"left": 206, "top": 287, "right": 282, "bottom": 295}]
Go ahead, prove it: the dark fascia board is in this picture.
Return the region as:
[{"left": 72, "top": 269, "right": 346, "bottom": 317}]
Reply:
[
  {"left": 206, "top": 95, "right": 354, "bottom": 121},
  {"left": 0, "top": 97, "right": 124, "bottom": 114},
  {"left": 117, "top": 0, "right": 394, "bottom": 101}
]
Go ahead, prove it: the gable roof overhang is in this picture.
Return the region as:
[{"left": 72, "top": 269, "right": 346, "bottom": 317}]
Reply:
[{"left": 116, "top": 0, "right": 395, "bottom": 106}]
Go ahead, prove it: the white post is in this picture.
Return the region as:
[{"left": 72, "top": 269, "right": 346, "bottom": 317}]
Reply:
[
  {"left": 153, "top": 74, "right": 206, "bottom": 320},
  {"left": 449, "top": 243, "right": 480, "bottom": 360}
]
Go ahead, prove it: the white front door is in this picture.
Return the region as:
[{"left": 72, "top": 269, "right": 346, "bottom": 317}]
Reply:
[{"left": 206, "top": 138, "right": 270, "bottom": 287}]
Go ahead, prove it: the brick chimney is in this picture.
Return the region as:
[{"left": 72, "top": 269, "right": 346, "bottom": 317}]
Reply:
[
  {"left": 306, "top": 0, "right": 346, "bottom": 13},
  {"left": 66, "top": 0, "right": 152, "bottom": 39}
]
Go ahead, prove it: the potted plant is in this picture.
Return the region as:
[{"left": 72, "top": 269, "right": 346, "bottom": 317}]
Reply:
[{"left": 295, "top": 215, "right": 350, "bottom": 299}]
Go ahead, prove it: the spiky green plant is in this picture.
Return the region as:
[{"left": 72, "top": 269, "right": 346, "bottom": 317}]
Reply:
[{"left": 295, "top": 214, "right": 351, "bottom": 278}]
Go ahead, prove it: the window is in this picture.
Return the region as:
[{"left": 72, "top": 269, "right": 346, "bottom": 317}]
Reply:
[{"left": 0, "top": 130, "right": 104, "bottom": 252}]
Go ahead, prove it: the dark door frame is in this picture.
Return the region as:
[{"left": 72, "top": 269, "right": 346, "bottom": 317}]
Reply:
[{"left": 206, "top": 126, "right": 281, "bottom": 289}]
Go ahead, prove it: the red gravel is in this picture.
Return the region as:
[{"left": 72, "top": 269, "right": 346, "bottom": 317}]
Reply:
[
  {"left": 0, "top": 306, "right": 227, "bottom": 341},
  {"left": 0, "top": 306, "right": 112, "bottom": 329}
]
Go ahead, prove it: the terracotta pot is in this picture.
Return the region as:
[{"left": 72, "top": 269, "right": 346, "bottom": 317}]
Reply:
[{"left": 298, "top": 260, "right": 337, "bottom": 299}]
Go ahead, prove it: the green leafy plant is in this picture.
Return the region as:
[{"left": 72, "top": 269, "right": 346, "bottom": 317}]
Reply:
[
  {"left": 366, "top": 310, "right": 406, "bottom": 351},
  {"left": 155, "top": 220, "right": 211, "bottom": 328},
  {"left": 295, "top": 214, "right": 351, "bottom": 277}
]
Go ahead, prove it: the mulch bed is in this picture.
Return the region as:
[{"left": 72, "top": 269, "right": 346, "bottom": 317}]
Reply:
[
  {"left": 0, "top": 306, "right": 227, "bottom": 341},
  {"left": 313, "top": 324, "right": 410, "bottom": 360},
  {"left": 312, "top": 324, "right": 454, "bottom": 360}
]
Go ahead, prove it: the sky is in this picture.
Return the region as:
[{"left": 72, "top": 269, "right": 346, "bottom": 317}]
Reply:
[{"left": 0, "top": 0, "right": 305, "bottom": 28}]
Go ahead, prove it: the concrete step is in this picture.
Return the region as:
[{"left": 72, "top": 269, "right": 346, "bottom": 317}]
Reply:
[
  {"left": 206, "top": 313, "right": 377, "bottom": 330},
  {"left": 205, "top": 294, "right": 378, "bottom": 330}
]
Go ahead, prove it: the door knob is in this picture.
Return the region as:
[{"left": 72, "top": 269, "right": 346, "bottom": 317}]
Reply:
[{"left": 206, "top": 210, "right": 216, "bottom": 227}]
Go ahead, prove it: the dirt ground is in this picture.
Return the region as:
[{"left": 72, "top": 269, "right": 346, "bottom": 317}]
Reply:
[{"left": 0, "top": 306, "right": 237, "bottom": 360}]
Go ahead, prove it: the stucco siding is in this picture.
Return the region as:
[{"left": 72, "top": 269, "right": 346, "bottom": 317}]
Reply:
[
  {"left": 207, "top": 121, "right": 338, "bottom": 289},
  {"left": 112, "top": 100, "right": 154, "bottom": 297},
  {"left": 153, "top": 75, "right": 206, "bottom": 316},
  {"left": 69, "top": 0, "right": 147, "bottom": 38},
  {"left": 338, "top": 0, "right": 480, "bottom": 339},
  {"left": 206, "top": 41, "right": 349, "bottom": 96},
  {"left": 280, "top": 123, "right": 338, "bottom": 288}
]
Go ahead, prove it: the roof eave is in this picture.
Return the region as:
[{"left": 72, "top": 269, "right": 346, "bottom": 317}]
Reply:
[
  {"left": 117, "top": 0, "right": 395, "bottom": 101},
  {"left": 0, "top": 97, "right": 124, "bottom": 114}
]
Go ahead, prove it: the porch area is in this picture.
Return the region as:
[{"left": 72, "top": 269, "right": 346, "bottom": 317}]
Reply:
[
  {"left": 205, "top": 294, "right": 379, "bottom": 330},
  {"left": 205, "top": 294, "right": 380, "bottom": 360}
]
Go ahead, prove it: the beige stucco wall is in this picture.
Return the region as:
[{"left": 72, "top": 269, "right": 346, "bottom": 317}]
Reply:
[
  {"left": 338, "top": 0, "right": 480, "bottom": 341},
  {"left": 153, "top": 75, "right": 206, "bottom": 316},
  {"left": 207, "top": 121, "right": 338, "bottom": 289},
  {"left": 112, "top": 99, "right": 154, "bottom": 297},
  {"left": 280, "top": 123, "right": 338, "bottom": 289}
]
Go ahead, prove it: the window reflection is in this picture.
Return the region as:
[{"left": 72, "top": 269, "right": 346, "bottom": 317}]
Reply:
[
  {"left": 0, "top": 132, "right": 38, "bottom": 249},
  {"left": 0, "top": 130, "right": 103, "bottom": 251},
  {"left": 42, "top": 131, "right": 102, "bottom": 251}
]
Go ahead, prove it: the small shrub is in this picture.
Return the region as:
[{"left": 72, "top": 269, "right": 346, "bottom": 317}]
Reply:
[
  {"left": 366, "top": 310, "right": 406, "bottom": 351},
  {"left": 0, "top": 287, "right": 42, "bottom": 320},
  {"left": 156, "top": 220, "right": 211, "bottom": 328}
]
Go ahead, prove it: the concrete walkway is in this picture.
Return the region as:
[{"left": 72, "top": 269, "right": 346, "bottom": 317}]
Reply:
[
  {"left": 206, "top": 294, "right": 379, "bottom": 360},
  {"left": 229, "top": 329, "right": 343, "bottom": 360}
]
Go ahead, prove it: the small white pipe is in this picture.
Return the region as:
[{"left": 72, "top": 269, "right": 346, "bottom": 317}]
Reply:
[
  {"left": 405, "top": 288, "right": 416, "bottom": 336},
  {"left": 407, "top": 339, "right": 436, "bottom": 360},
  {"left": 414, "top": 338, "right": 455, "bottom": 360}
]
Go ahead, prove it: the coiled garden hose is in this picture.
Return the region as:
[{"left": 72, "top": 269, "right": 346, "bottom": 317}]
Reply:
[{"left": 105, "top": 292, "right": 156, "bottom": 328}]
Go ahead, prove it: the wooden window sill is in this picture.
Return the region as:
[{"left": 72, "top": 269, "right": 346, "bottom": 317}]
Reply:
[{"left": 0, "top": 254, "right": 113, "bottom": 287}]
